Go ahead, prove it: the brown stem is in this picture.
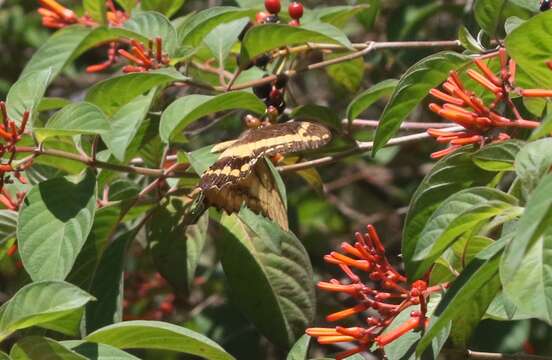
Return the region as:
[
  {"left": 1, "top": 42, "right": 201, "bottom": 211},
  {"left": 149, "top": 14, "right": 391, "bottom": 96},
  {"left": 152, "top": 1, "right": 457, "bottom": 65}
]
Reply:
[{"left": 444, "top": 349, "right": 552, "bottom": 360}]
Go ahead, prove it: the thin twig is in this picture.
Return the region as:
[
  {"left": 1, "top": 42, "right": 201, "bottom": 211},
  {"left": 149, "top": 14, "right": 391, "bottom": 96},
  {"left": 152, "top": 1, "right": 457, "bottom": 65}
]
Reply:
[
  {"left": 444, "top": 349, "right": 552, "bottom": 360},
  {"left": 348, "top": 119, "right": 454, "bottom": 129},
  {"left": 277, "top": 126, "right": 465, "bottom": 172}
]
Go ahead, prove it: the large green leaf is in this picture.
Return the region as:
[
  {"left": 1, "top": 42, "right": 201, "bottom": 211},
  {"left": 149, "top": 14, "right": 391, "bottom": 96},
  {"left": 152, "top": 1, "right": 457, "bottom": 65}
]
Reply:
[
  {"left": 514, "top": 138, "right": 552, "bottom": 198},
  {"left": 61, "top": 341, "right": 140, "bottom": 360},
  {"left": 346, "top": 79, "right": 398, "bottom": 123},
  {"left": 160, "top": 92, "right": 265, "bottom": 142},
  {"left": 178, "top": 7, "right": 254, "bottom": 47},
  {"left": 286, "top": 335, "right": 311, "bottom": 360},
  {"left": 6, "top": 69, "right": 52, "bottom": 124},
  {"left": 239, "top": 22, "right": 352, "bottom": 66},
  {"left": 475, "top": 0, "right": 531, "bottom": 36},
  {"left": 204, "top": 18, "right": 250, "bottom": 65},
  {"left": 142, "top": 0, "right": 186, "bottom": 18},
  {"left": 84, "top": 0, "right": 106, "bottom": 24},
  {"left": 372, "top": 52, "right": 471, "bottom": 154},
  {"left": 102, "top": 91, "right": 156, "bottom": 162},
  {"left": 411, "top": 187, "right": 517, "bottom": 278},
  {"left": 506, "top": 11, "right": 552, "bottom": 89},
  {"left": 416, "top": 239, "right": 506, "bottom": 355},
  {"left": 10, "top": 337, "right": 86, "bottom": 360},
  {"left": 0, "top": 210, "right": 17, "bottom": 246},
  {"left": 472, "top": 140, "right": 524, "bottom": 171},
  {"left": 123, "top": 11, "right": 178, "bottom": 55},
  {"left": 85, "top": 320, "right": 235, "bottom": 360},
  {"left": 34, "top": 102, "right": 110, "bottom": 142},
  {"left": 217, "top": 207, "right": 315, "bottom": 348},
  {"left": 402, "top": 148, "right": 495, "bottom": 278},
  {"left": 85, "top": 68, "right": 186, "bottom": 116},
  {"left": 18, "top": 170, "right": 97, "bottom": 281},
  {"left": 0, "top": 281, "right": 94, "bottom": 341},
  {"left": 309, "top": 5, "right": 372, "bottom": 28}
]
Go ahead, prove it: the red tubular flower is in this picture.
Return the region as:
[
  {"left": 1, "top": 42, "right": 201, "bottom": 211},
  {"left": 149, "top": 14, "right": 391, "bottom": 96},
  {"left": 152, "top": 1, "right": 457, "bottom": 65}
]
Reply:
[
  {"left": 427, "top": 50, "right": 543, "bottom": 158},
  {"left": 307, "top": 225, "right": 447, "bottom": 359}
]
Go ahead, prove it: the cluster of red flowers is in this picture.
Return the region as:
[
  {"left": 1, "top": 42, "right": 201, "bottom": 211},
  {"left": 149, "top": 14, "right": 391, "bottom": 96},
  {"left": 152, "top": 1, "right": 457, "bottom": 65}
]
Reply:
[
  {"left": 123, "top": 272, "right": 176, "bottom": 321},
  {"left": 306, "top": 225, "right": 446, "bottom": 359},
  {"left": 38, "top": 0, "right": 127, "bottom": 29},
  {"left": 427, "top": 48, "right": 548, "bottom": 158}
]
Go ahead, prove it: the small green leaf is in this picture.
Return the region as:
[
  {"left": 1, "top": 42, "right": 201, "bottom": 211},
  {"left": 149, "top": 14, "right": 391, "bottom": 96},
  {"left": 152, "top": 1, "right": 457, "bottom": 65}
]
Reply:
[
  {"left": 61, "top": 341, "right": 140, "bottom": 360},
  {"left": 416, "top": 239, "right": 506, "bottom": 356},
  {"left": 188, "top": 145, "right": 218, "bottom": 175},
  {"left": 102, "top": 91, "right": 156, "bottom": 161},
  {"left": 123, "top": 11, "right": 178, "bottom": 55},
  {"left": 0, "top": 281, "right": 94, "bottom": 341},
  {"left": 324, "top": 53, "right": 364, "bottom": 92},
  {"left": 458, "top": 26, "right": 485, "bottom": 52},
  {"left": 217, "top": 208, "right": 315, "bottom": 347},
  {"left": 84, "top": 0, "right": 107, "bottom": 24},
  {"left": 239, "top": 22, "right": 352, "bottom": 66},
  {"left": 18, "top": 170, "right": 97, "bottom": 281},
  {"left": 346, "top": 79, "right": 398, "bottom": 123},
  {"left": 402, "top": 148, "right": 495, "bottom": 278},
  {"left": 291, "top": 105, "right": 341, "bottom": 130},
  {"left": 311, "top": 5, "right": 372, "bottom": 28},
  {"left": 411, "top": 187, "right": 517, "bottom": 279},
  {"left": 373, "top": 52, "right": 471, "bottom": 154},
  {"left": 85, "top": 320, "right": 235, "bottom": 360},
  {"left": 204, "top": 18, "right": 250, "bottom": 65},
  {"left": 506, "top": 10, "right": 552, "bottom": 89},
  {"left": 142, "top": 0, "right": 186, "bottom": 17},
  {"left": 286, "top": 335, "right": 311, "bottom": 360},
  {"left": 34, "top": 102, "right": 110, "bottom": 142},
  {"left": 160, "top": 92, "right": 265, "bottom": 142},
  {"left": 86, "top": 68, "right": 186, "bottom": 116},
  {"left": 472, "top": 140, "right": 524, "bottom": 171},
  {"left": 514, "top": 138, "right": 552, "bottom": 197},
  {"left": 10, "top": 337, "right": 86, "bottom": 360},
  {"left": 6, "top": 69, "right": 52, "bottom": 124},
  {"left": 178, "top": 7, "right": 254, "bottom": 47}
]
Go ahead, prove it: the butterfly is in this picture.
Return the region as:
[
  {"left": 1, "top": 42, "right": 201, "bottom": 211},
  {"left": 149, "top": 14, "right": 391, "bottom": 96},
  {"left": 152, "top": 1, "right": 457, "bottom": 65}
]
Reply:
[{"left": 200, "top": 121, "right": 332, "bottom": 229}]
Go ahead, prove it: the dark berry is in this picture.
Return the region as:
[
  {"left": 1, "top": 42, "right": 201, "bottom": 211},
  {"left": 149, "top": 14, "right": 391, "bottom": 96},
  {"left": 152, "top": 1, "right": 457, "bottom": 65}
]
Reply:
[
  {"left": 256, "top": 11, "right": 268, "bottom": 24},
  {"left": 254, "top": 53, "right": 271, "bottom": 68},
  {"left": 288, "top": 19, "right": 300, "bottom": 27},
  {"left": 253, "top": 81, "right": 272, "bottom": 99},
  {"left": 238, "top": 21, "right": 253, "bottom": 41},
  {"left": 541, "top": 0, "right": 551, "bottom": 11},
  {"left": 269, "top": 87, "right": 282, "bottom": 101},
  {"left": 265, "top": 0, "right": 281, "bottom": 14},
  {"left": 275, "top": 74, "right": 288, "bottom": 89},
  {"left": 265, "top": 14, "right": 279, "bottom": 23},
  {"left": 288, "top": 1, "right": 303, "bottom": 19}
]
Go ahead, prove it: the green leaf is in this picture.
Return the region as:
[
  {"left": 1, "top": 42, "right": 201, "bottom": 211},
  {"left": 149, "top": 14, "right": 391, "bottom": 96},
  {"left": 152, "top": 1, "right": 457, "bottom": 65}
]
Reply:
[
  {"left": 85, "top": 230, "right": 133, "bottom": 333},
  {"left": 86, "top": 68, "right": 186, "bottom": 116},
  {"left": 123, "top": 11, "right": 178, "bottom": 55},
  {"left": 204, "top": 18, "right": 250, "bottom": 65},
  {"left": 6, "top": 69, "right": 52, "bottom": 124},
  {"left": 372, "top": 52, "right": 471, "bottom": 154},
  {"left": 84, "top": 0, "right": 107, "bottom": 24},
  {"left": 85, "top": 320, "right": 235, "bottom": 360},
  {"left": 506, "top": 11, "right": 552, "bottom": 89},
  {"left": 61, "top": 341, "right": 140, "bottom": 360},
  {"left": 311, "top": 5, "right": 372, "bottom": 28},
  {"left": 291, "top": 105, "right": 341, "bottom": 130},
  {"left": 38, "top": 97, "right": 72, "bottom": 112},
  {"left": 239, "top": 22, "right": 352, "bottom": 66},
  {"left": 0, "top": 351, "right": 8, "bottom": 360},
  {"left": 416, "top": 239, "right": 506, "bottom": 356},
  {"left": 10, "top": 337, "right": 86, "bottom": 360},
  {"left": 346, "top": 79, "right": 398, "bottom": 123},
  {"left": 34, "top": 102, "right": 110, "bottom": 142},
  {"left": 458, "top": 26, "right": 485, "bottom": 53},
  {"left": 102, "top": 91, "right": 156, "bottom": 162},
  {"left": 160, "top": 92, "right": 265, "bottom": 142},
  {"left": 474, "top": 0, "right": 508, "bottom": 36},
  {"left": 514, "top": 138, "right": 552, "bottom": 197},
  {"left": 324, "top": 53, "right": 364, "bottom": 92},
  {"left": 502, "top": 224, "right": 552, "bottom": 323},
  {"left": 188, "top": 145, "right": 218, "bottom": 175},
  {"left": 149, "top": 207, "right": 208, "bottom": 295},
  {"left": 402, "top": 148, "right": 495, "bottom": 278},
  {"left": 286, "top": 335, "right": 311, "bottom": 360},
  {"left": 179, "top": 7, "right": 254, "bottom": 47},
  {"left": 411, "top": 187, "right": 517, "bottom": 279},
  {"left": 0, "top": 281, "right": 94, "bottom": 341},
  {"left": 142, "top": 0, "right": 186, "bottom": 17},
  {"left": 217, "top": 207, "right": 315, "bottom": 347},
  {"left": 472, "top": 140, "right": 524, "bottom": 171},
  {"left": 115, "top": 0, "right": 136, "bottom": 13},
  {"left": 0, "top": 210, "right": 17, "bottom": 246},
  {"left": 18, "top": 170, "right": 97, "bottom": 281}
]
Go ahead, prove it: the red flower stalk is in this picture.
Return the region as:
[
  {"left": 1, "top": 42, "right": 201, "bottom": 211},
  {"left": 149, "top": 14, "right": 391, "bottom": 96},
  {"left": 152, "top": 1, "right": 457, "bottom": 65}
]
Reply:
[
  {"left": 307, "top": 225, "right": 446, "bottom": 359},
  {"left": 119, "top": 38, "right": 171, "bottom": 73},
  {"left": 37, "top": 0, "right": 128, "bottom": 29},
  {"left": 427, "top": 48, "right": 543, "bottom": 158}
]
